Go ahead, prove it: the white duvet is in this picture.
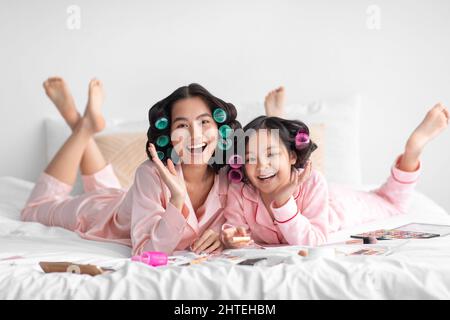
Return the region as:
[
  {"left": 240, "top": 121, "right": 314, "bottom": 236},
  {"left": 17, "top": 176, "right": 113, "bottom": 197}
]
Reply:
[{"left": 1, "top": 176, "right": 449, "bottom": 300}]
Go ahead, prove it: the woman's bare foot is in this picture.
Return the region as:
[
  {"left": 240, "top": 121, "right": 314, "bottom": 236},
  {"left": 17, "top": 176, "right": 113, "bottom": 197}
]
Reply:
[
  {"left": 81, "top": 79, "right": 105, "bottom": 133},
  {"left": 43, "top": 77, "right": 80, "bottom": 129},
  {"left": 264, "top": 86, "right": 285, "bottom": 118},
  {"left": 399, "top": 103, "right": 449, "bottom": 171}
]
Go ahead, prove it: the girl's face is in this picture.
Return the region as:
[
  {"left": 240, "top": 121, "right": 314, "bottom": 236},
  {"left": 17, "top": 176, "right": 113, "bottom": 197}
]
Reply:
[
  {"left": 244, "top": 129, "right": 297, "bottom": 194},
  {"left": 170, "top": 97, "right": 219, "bottom": 165}
]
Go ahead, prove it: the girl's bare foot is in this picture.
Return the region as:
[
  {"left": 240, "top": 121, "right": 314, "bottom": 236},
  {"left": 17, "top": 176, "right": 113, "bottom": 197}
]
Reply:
[
  {"left": 43, "top": 77, "right": 80, "bottom": 129},
  {"left": 264, "top": 86, "right": 285, "bottom": 118},
  {"left": 399, "top": 103, "right": 449, "bottom": 172},
  {"left": 406, "top": 103, "right": 449, "bottom": 157},
  {"left": 81, "top": 79, "right": 106, "bottom": 133}
]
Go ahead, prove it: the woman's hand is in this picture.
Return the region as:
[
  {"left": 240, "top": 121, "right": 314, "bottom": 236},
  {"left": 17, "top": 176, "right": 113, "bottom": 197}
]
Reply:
[
  {"left": 148, "top": 143, "right": 187, "bottom": 211},
  {"left": 221, "top": 226, "right": 253, "bottom": 249},
  {"left": 272, "top": 160, "right": 312, "bottom": 208},
  {"left": 191, "top": 229, "right": 223, "bottom": 254}
]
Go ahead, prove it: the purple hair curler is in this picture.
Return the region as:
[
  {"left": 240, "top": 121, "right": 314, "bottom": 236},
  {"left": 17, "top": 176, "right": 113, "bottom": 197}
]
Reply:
[
  {"left": 228, "top": 154, "right": 243, "bottom": 169},
  {"left": 228, "top": 169, "right": 243, "bottom": 183},
  {"left": 295, "top": 131, "right": 310, "bottom": 150}
]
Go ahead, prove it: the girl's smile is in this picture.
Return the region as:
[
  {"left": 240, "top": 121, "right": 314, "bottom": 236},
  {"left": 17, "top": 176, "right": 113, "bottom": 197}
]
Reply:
[{"left": 245, "top": 130, "right": 297, "bottom": 194}]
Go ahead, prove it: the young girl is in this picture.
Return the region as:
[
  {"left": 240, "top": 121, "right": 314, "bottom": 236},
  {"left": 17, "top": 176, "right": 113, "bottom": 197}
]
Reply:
[
  {"left": 21, "top": 78, "right": 272, "bottom": 255},
  {"left": 221, "top": 91, "right": 449, "bottom": 248}
]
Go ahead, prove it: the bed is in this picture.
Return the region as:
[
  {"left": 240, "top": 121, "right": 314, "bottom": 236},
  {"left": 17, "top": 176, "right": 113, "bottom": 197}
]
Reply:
[
  {"left": 1, "top": 175, "right": 450, "bottom": 300},
  {"left": 2, "top": 96, "right": 449, "bottom": 299}
]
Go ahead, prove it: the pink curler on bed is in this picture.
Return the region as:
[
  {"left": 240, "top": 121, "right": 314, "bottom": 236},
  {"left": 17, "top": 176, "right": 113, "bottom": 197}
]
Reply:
[
  {"left": 228, "top": 169, "right": 243, "bottom": 183},
  {"left": 228, "top": 154, "right": 243, "bottom": 169},
  {"left": 131, "top": 251, "right": 168, "bottom": 266}
]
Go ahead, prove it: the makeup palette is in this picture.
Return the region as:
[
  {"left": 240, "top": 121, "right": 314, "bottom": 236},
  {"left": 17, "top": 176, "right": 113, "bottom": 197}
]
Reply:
[{"left": 352, "top": 229, "right": 437, "bottom": 240}]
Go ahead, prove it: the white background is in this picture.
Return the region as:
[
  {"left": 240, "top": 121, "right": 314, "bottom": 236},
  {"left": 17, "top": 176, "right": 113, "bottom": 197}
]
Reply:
[{"left": 0, "top": 0, "right": 449, "bottom": 210}]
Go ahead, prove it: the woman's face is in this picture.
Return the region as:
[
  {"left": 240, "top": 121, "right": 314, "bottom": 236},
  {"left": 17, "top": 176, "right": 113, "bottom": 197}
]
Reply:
[
  {"left": 170, "top": 97, "right": 219, "bottom": 165},
  {"left": 244, "top": 129, "right": 297, "bottom": 194}
]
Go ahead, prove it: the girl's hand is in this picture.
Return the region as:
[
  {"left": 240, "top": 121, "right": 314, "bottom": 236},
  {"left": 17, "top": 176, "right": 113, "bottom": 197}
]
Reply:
[
  {"left": 148, "top": 143, "right": 187, "bottom": 210},
  {"left": 191, "top": 229, "right": 223, "bottom": 254},
  {"left": 221, "top": 226, "right": 253, "bottom": 249},
  {"left": 272, "top": 160, "right": 312, "bottom": 208}
]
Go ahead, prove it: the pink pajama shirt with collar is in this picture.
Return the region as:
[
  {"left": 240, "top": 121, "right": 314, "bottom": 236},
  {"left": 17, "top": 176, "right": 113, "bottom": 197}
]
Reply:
[
  {"left": 21, "top": 161, "right": 229, "bottom": 256},
  {"left": 223, "top": 155, "right": 421, "bottom": 246},
  {"left": 123, "top": 161, "right": 229, "bottom": 255}
]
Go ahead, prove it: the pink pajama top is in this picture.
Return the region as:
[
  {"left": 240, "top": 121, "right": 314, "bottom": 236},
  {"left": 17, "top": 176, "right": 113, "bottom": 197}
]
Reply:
[
  {"left": 119, "top": 161, "right": 229, "bottom": 255},
  {"left": 222, "top": 156, "right": 421, "bottom": 246}
]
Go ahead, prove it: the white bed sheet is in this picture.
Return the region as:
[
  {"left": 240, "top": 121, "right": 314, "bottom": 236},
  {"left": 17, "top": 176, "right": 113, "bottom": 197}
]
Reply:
[{"left": 0, "top": 176, "right": 449, "bottom": 300}]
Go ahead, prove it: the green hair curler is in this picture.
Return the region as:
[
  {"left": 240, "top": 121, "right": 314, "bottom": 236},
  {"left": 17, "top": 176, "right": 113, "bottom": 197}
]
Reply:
[
  {"left": 219, "top": 124, "right": 233, "bottom": 139},
  {"left": 156, "top": 151, "right": 165, "bottom": 160},
  {"left": 213, "top": 108, "right": 227, "bottom": 123},
  {"left": 155, "top": 117, "right": 169, "bottom": 130},
  {"left": 156, "top": 135, "right": 170, "bottom": 148}
]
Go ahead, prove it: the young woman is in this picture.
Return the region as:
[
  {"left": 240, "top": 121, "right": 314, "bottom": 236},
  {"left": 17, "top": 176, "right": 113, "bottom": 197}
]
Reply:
[
  {"left": 132, "top": 83, "right": 241, "bottom": 255},
  {"left": 21, "top": 78, "right": 132, "bottom": 248},
  {"left": 221, "top": 90, "right": 449, "bottom": 248},
  {"left": 21, "top": 78, "right": 274, "bottom": 255}
]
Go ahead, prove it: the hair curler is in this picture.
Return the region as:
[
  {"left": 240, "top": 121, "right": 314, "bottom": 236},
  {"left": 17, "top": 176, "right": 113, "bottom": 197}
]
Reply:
[
  {"left": 156, "top": 150, "right": 165, "bottom": 160},
  {"left": 228, "top": 154, "right": 243, "bottom": 169},
  {"left": 228, "top": 168, "right": 243, "bottom": 183},
  {"left": 295, "top": 131, "right": 310, "bottom": 150},
  {"left": 155, "top": 117, "right": 169, "bottom": 130},
  {"left": 213, "top": 108, "right": 227, "bottom": 123},
  {"left": 156, "top": 135, "right": 170, "bottom": 148},
  {"left": 131, "top": 251, "right": 168, "bottom": 267},
  {"left": 219, "top": 124, "right": 233, "bottom": 139}
]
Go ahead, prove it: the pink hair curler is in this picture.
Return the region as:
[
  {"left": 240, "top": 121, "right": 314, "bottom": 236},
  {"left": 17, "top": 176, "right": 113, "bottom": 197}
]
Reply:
[
  {"left": 228, "top": 169, "right": 243, "bottom": 183},
  {"left": 228, "top": 154, "right": 243, "bottom": 169},
  {"left": 295, "top": 131, "right": 310, "bottom": 150},
  {"left": 131, "top": 251, "right": 168, "bottom": 267}
]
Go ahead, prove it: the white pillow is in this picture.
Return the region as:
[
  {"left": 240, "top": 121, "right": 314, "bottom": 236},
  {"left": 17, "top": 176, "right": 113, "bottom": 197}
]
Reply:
[
  {"left": 45, "top": 118, "right": 148, "bottom": 194},
  {"left": 45, "top": 118, "right": 148, "bottom": 163},
  {"left": 235, "top": 95, "right": 362, "bottom": 186}
]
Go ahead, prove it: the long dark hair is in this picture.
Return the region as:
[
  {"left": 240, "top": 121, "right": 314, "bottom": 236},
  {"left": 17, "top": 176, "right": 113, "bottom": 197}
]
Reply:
[{"left": 146, "top": 83, "right": 241, "bottom": 173}]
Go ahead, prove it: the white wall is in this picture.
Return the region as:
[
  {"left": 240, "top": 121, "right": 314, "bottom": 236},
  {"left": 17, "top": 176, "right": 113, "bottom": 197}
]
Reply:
[{"left": 1, "top": 0, "right": 449, "bottom": 210}]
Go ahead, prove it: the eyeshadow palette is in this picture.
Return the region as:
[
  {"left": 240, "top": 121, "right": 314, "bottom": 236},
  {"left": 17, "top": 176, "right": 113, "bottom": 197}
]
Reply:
[{"left": 351, "top": 223, "right": 450, "bottom": 240}]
